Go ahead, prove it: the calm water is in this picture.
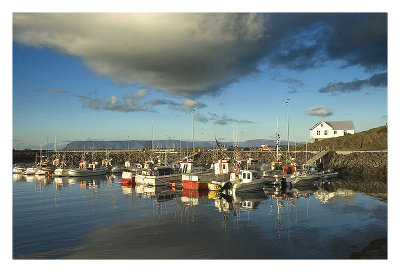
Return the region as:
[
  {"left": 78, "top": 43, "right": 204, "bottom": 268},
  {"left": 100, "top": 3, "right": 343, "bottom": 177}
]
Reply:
[{"left": 13, "top": 173, "right": 387, "bottom": 259}]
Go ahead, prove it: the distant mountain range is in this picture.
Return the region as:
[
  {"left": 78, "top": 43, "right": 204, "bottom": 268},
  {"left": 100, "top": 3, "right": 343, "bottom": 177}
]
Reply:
[{"left": 63, "top": 139, "right": 292, "bottom": 150}]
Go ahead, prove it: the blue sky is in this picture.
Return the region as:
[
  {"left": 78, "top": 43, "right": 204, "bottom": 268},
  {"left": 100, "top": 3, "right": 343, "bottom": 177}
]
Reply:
[{"left": 12, "top": 13, "right": 388, "bottom": 150}]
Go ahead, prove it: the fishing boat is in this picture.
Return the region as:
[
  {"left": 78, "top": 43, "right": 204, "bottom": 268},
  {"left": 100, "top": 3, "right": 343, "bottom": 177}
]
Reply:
[
  {"left": 119, "top": 170, "right": 135, "bottom": 185},
  {"left": 221, "top": 170, "right": 277, "bottom": 194},
  {"left": 135, "top": 165, "right": 181, "bottom": 186},
  {"left": 13, "top": 166, "right": 25, "bottom": 174},
  {"left": 35, "top": 167, "right": 52, "bottom": 175},
  {"left": 181, "top": 159, "right": 231, "bottom": 190},
  {"left": 23, "top": 167, "right": 38, "bottom": 175},
  {"left": 290, "top": 165, "right": 338, "bottom": 185},
  {"left": 54, "top": 168, "right": 71, "bottom": 177},
  {"left": 68, "top": 162, "right": 107, "bottom": 177},
  {"left": 208, "top": 182, "right": 221, "bottom": 191}
]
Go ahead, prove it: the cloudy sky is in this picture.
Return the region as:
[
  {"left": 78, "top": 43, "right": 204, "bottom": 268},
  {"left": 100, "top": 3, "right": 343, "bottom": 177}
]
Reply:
[{"left": 12, "top": 12, "right": 388, "bottom": 149}]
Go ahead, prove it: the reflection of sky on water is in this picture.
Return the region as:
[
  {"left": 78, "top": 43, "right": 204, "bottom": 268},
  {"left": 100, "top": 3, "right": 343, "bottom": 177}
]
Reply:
[{"left": 13, "top": 175, "right": 387, "bottom": 259}]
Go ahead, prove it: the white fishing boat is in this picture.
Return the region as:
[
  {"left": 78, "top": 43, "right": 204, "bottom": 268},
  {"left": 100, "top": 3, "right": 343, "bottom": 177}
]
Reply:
[
  {"left": 222, "top": 170, "right": 276, "bottom": 194},
  {"left": 68, "top": 167, "right": 107, "bottom": 177},
  {"left": 68, "top": 161, "right": 107, "bottom": 177},
  {"left": 291, "top": 166, "right": 338, "bottom": 184},
  {"left": 54, "top": 168, "right": 71, "bottom": 177},
  {"left": 110, "top": 166, "right": 125, "bottom": 173},
  {"left": 23, "top": 167, "right": 38, "bottom": 175},
  {"left": 35, "top": 167, "right": 52, "bottom": 175},
  {"left": 13, "top": 166, "right": 25, "bottom": 174}
]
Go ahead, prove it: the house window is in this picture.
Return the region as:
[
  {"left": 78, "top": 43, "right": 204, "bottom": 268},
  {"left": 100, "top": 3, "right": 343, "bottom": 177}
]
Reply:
[
  {"left": 321, "top": 123, "right": 324, "bottom": 127},
  {"left": 324, "top": 130, "right": 328, "bottom": 135},
  {"left": 317, "top": 130, "right": 320, "bottom": 135},
  {"left": 334, "top": 131, "right": 337, "bottom": 135}
]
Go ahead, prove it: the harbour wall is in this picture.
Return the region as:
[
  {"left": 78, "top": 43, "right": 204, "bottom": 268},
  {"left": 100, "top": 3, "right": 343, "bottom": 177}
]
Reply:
[
  {"left": 323, "top": 151, "right": 387, "bottom": 193},
  {"left": 13, "top": 149, "right": 387, "bottom": 172}
]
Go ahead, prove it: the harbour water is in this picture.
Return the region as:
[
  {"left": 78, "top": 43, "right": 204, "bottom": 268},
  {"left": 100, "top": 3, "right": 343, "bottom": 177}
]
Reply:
[{"left": 13, "top": 174, "right": 387, "bottom": 259}]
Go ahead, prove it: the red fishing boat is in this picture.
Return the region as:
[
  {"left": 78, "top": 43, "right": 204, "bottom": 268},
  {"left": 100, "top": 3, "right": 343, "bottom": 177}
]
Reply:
[
  {"left": 181, "top": 179, "right": 209, "bottom": 190},
  {"left": 119, "top": 170, "right": 135, "bottom": 185}
]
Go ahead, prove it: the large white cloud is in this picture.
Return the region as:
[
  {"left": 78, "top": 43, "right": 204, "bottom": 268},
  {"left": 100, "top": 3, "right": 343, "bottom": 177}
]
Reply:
[{"left": 13, "top": 13, "right": 268, "bottom": 98}]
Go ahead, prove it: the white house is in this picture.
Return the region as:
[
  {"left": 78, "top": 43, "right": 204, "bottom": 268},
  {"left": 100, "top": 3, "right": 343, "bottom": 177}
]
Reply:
[{"left": 310, "top": 121, "right": 355, "bottom": 143}]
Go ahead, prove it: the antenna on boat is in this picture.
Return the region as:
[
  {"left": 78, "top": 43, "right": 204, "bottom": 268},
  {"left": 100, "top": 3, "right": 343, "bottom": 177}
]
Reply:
[
  {"left": 276, "top": 117, "right": 280, "bottom": 162},
  {"left": 286, "top": 98, "right": 290, "bottom": 163},
  {"left": 191, "top": 109, "right": 195, "bottom": 154},
  {"left": 152, "top": 121, "right": 154, "bottom": 151}
]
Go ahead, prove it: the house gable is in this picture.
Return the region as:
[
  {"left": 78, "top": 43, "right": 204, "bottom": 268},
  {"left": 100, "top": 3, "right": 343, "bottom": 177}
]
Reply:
[
  {"left": 310, "top": 121, "right": 334, "bottom": 131},
  {"left": 310, "top": 121, "right": 354, "bottom": 131}
]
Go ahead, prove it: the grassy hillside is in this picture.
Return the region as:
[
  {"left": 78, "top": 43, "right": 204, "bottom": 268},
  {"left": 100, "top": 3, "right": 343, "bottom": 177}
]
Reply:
[{"left": 297, "top": 125, "right": 387, "bottom": 151}]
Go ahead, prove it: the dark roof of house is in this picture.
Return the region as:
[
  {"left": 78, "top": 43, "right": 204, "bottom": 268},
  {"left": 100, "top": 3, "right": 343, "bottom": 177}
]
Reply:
[{"left": 310, "top": 121, "right": 355, "bottom": 130}]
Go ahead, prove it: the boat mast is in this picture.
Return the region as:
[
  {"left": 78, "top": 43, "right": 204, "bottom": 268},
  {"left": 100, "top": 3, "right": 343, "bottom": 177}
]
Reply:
[
  {"left": 276, "top": 117, "right": 280, "bottom": 162},
  {"left": 286, "top": 98, "right": 290, "bottom": 163},
  {"left": 305, "top": 136, "right": 308, "bottom": 163},
  {"left": 191, "top": 109, "right": 195, "bottom": 154},
  {"left": 152, "top": 121, "right": 154, "bottom": 151}
]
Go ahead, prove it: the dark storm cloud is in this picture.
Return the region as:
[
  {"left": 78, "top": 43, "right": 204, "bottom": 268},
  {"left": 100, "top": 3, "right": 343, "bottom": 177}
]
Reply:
[
  {"left": 14, "top": 13, "right": 387, "bottom": 98},
  {"left": 265, "top": 13, "right": 387, "bottom": 71},
  {"left": 318, "top": 72, "right": 387, "bottom": 93}
]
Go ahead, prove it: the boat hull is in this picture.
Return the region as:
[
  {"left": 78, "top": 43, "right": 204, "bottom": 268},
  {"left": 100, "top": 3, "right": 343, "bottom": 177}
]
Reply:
[
  {"left": 233, "top": 179, "right": 266, "bottom": 193},
  {"left": 68, "top": 169, "right": 107, "bottom": 177},
  {"left": 208, "top": 183, "right": 221, "bottom": 191},
  {"left": 23, "top": 168, "right": 38, "bottom": 175},
  {"left": 182, "top": 180, "right": 209, "bottom": 190},
  {"left": 135, "top": 174, "right": 181, "bottom": 186},
  {"left": 54, "top": 168, "right": 71, "bottom": 177}
]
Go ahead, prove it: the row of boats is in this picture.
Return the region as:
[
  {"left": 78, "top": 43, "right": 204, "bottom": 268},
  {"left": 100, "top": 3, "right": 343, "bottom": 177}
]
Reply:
[{"left": 13, "top": 154, "right": 338, "bottom": 198}]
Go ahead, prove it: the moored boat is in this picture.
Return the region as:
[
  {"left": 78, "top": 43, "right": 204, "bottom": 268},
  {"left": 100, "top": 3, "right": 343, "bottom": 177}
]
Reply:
[
  {"left": 23, "top": 167, "right": 38, "bottom": 175},
  {"left": 13, "top": 166, "right": 25, "bottom": 174}
]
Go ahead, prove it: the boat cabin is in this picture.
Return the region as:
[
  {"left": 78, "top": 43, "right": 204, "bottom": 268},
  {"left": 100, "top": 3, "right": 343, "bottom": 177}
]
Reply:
[
  {"left": 214, "top": 159, "right": 233, "bottom": 175},
  {"left": 179, "top": 160, "right": 193, "bottom": 173},
  {"left": 154, "top": 166, "right": 174, "bottom": 176},
  {"left": 102, "top": 159, "right": 112, "bottom": 167},
  {"left": 240, "top": 170, "right": 260, "bottom": 183},
  {"left": 271, "top": 162, "right": 283, "bottom": 170},
  {"left": 284, "top": 164, "right": 296, "bottom": 175}
]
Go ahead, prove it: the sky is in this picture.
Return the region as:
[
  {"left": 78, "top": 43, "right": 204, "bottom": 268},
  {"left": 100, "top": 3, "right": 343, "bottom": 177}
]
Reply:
[{"left": 11, "top": 12, "right": 388, "bottom": 150}]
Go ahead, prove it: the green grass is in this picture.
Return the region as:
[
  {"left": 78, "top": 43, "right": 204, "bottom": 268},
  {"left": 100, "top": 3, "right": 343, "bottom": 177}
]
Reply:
[{"left": 297, "top": 125, "right": 387, "bottom": 151}]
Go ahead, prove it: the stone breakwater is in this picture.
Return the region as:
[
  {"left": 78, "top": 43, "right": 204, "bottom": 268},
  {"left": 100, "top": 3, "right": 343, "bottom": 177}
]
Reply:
[
  {"left": 324, "top": 152, "right": 387, "bottom": 193},
  {"left": 13, "top": 149, "right": 313, "bottom": 166}
]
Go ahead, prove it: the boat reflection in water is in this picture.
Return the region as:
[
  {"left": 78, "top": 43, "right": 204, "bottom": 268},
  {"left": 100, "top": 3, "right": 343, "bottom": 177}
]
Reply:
[
  {"left": 13, "top": 174, "right": 24, "bottom": 182},
  {"left": 180, "top": 189, "right": 209, "bottom": 206},
  {"left": 121, "top": 183, "right": 134, "bottom": 195}
]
